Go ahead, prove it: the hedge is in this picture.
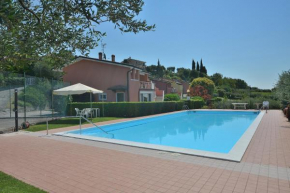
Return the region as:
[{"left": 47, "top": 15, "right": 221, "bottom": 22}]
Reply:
[
  {"left": 68, "top": 101, "right": 205, "bottom": 117},
  {"left": 68, "top": 101, "right": 184, "bottom": 117}
]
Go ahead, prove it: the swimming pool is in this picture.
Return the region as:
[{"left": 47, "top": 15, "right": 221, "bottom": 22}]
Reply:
[{"left": 56, "top": 110, "right": 265, "bottom": 161}]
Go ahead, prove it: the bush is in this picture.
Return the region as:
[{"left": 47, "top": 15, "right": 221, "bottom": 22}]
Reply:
[
  {"left": 211, "top": 97, "right": 223, "bottom": 102},
  {"left": 164, "top": 93, "right": 180, "bottom": 101},
  {"left": 191, "top": 96, "right": 204, "bottom": 101},
  {"left": 68, "top": 101, "right": 184, "bottom": 117},
  {"left": 190, "top": 77, "right": 215, "bottom": 95}
]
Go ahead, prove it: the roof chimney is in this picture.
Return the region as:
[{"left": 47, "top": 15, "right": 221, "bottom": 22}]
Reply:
[
  {"left": 112, "top": 54, "right": 115, "bottom": 62},
  {"left": 98, "top": 52, "right": 102, "bottom": 60}
]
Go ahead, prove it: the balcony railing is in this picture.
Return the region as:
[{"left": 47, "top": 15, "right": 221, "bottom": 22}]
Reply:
[{"left": 140, "top": 81, "right": 154, "bottom": 89}]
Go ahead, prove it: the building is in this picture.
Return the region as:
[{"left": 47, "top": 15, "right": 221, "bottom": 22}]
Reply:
[
  {"left": 152, "top": 78, "right": 190, "bottom": 99},
  {"left": 63, "top": 53, "right": 161, "bottom": 102}
]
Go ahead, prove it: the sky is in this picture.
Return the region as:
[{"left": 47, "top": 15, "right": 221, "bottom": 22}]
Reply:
[{"left": 86, "top": 0, "right": 290, "bottom": 89}]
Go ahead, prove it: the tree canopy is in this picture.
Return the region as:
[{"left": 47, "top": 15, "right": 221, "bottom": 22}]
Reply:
[
  {"left": 275, "top": 69, "right": 290, "bottom": 102},
  {"left": 0, "top": 0, "right": 155, "bottom": 73}
]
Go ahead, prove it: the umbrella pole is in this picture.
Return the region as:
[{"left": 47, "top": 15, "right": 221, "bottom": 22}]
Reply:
[{"left": 90, "top": 92, "right": 92, "bottom": 120}]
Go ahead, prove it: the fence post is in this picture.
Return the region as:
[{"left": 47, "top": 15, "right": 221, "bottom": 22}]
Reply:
[
  {"left": 9, "top": 84, "right": 11, "bottom": 118},
  {"left": 14, "top": 89, "right": 18, "bottom": 132},
  {"left": 24, "top": 72, "right": 26, "bottom": 122}
]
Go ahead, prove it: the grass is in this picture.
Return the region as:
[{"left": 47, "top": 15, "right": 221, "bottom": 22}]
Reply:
[
  {"left": 0, "top": 171, "right": 46, "bottom": 193},
  {"left": 26, "top": 117, "right": 121, "bottom": 132}
]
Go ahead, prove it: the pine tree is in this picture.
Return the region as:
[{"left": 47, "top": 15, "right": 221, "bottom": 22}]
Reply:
[
  {"left": 204, "top": 66, "right": 207, "bottom": 74},
  {"left": 192, "top": 59, "right": 195, "bottom": 70},
  {"left": 197, "top": 62, "right": 200, "bottom": 71}
]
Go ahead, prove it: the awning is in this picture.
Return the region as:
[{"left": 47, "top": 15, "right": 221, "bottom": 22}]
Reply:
[{"left": 53, "top": 83, "right": 103, "bottom": 96}]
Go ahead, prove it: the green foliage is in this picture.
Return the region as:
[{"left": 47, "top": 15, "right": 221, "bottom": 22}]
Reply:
[
  {"left": 191, "top": 96, "right": 205, "bottom": 101},
  {"left": 211, "top": 97, "right": 223, "bottom": 102},
  {"left": 275, "top": 69, "right": 290, "bottom": 102},
  {"left": 235, "top": 79, "right": 248, "bottom": 89},
  {"left": 164, "top": 93, "right": 180, "bottom": 101},
  {"left": 68, "top": 102, "right": 185, "bottom": 117},
  {"left": 167, "top": 67, "right": 175, "bottom": 73},
  {"left": 190, "top": 77, "right": 215, "bottom": 95},
  {"left": 210, "top": 73, "right": 223, "bottom": 86},
  {"left": 0, "top": 0, "right": 155, "bottom": 72},
  {"left": 0, "top": 171, "right": 46, "bottom": 193}
]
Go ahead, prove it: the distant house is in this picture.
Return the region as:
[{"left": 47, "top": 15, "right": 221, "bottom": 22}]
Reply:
[
  {"left": 63, "top": 53, "right": 162, "bottom": 102},
  {"left": 152, "top": 78, "right": 190, "bottom": 98}
]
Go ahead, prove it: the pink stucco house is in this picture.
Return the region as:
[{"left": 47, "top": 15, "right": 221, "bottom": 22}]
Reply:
[{"left": 63, "top": 53, "right": 161, "bottom": 102}]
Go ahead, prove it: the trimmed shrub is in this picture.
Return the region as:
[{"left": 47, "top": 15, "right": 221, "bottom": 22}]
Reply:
[
  {"left": 164, "top": 93, "right": 180, "bottom": 101},
  {"left": 68, "top": 101, "right": 184, "bottom": 117},
  {"left": 187, "top": 97, "right": 205, "bottom": 109}
]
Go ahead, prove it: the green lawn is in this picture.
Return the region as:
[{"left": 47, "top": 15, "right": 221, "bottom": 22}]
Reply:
[
  {"left": 0, "top": 171, "right": 46, "bottom": 193},
  {"left": 26, "top": 117, "right": 121, "bottom": 132}
]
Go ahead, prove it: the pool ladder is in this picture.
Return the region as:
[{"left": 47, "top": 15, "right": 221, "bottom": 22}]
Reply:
[{"left": 79, "top": 116, "right": 114, "bottom": 138}]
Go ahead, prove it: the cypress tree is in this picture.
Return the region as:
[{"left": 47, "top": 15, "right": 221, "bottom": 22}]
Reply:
[
  {"left": 204, "top": 66, "right": 207, "bottom": 74},
  {"left": 200, "top": 59, "right": 204, "bottom": 73},
  {"left": 192, "top": 59, "right": 195, "bottom": 70},
  {"left": 197, "top": 61, "right": 200, "bottom": 71}
]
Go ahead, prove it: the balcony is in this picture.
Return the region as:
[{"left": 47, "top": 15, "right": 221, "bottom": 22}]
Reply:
[{"left": 140, "top": 81, "right": 154, "bottom": 90}]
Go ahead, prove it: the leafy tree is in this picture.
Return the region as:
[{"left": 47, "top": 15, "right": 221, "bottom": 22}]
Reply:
[
  {"left": 177, "top": 68, "right": 191, "bottom": 81},
  {"left": 190, "top": 70, "right": 199, "bottom": 80},
  {"left": 275, "top": 69, "right": 290, "bottom": 102},
  {"left": 190, "top": 77, "right": 215, "bottom": 95},
  {"left": 167, "top": 67, "right": 175, "bottom": 73},
  {"left": 0, "top": 0, "right": 155, "bottom": 71},
  {"left": 210, "top": 73, "right": 223, "bottom": 86},
  {"left": 189, "top": 85, "right": 211, "bottom": 101},
  {"left": 192, "top": 59, "right": 196, "bottom": 70},
  {"left": 235, "top": 79, "right": 248, "bottom": 89},
  {"left": 223, "top": 77, "right": 236, "bottom": 89}
]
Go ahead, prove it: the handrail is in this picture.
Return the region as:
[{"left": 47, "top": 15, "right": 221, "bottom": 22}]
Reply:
[
  {"left": 80, "top": 116, "right": 107, "bottom": 134},
  {"left": 79, "top": 116, "right": 114, "bottom": 138}
]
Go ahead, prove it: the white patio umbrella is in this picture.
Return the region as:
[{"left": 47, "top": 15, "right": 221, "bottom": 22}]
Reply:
[{"left": 53, "top": 83, "right": 103, "bottom": 115}]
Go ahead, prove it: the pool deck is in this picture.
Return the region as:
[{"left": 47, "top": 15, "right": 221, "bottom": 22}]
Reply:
[{"left": 0, "top": 110, "right": 290, "bottom": 193}]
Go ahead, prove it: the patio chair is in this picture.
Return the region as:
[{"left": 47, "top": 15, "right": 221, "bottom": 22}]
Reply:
[
  {"left": 262, "top": 101, "right": 269, "bottom": 113},
  {"left": 75, "top": 108, "right": 81, "bottom": 117},
  {"left": 81, "top": 108, "right": 92, "bottom": 118}
]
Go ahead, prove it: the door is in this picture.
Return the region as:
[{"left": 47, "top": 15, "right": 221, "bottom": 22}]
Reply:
[{"left": 116, "top": 92, "right": 125, "bottom": 102}]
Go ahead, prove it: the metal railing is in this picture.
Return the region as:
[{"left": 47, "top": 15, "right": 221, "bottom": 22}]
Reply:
[{"left": 45, "top": 115, "right": 114, "bottom": 138}]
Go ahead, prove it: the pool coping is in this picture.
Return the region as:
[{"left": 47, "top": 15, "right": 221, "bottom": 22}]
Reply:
[{"left": 54, "top": 110, "right": 265, "bottom": 162}]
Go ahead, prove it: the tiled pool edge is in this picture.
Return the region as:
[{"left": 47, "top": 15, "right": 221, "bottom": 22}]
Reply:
[{"left": 54, "top": 110, "right": 266, "bottom": 162}]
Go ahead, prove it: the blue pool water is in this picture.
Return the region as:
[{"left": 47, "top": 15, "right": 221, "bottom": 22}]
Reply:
[{"left": 67, "top": 111, "right": 259, "bottom": 153}]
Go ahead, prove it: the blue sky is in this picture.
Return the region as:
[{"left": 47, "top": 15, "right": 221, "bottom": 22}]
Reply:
[{"left": 87, "top": 0, "right": 290, "bottom": 89}]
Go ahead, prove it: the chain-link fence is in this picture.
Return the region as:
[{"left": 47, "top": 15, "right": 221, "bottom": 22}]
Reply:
[{"left": 0, "top": 71, "right": 70, "bottom": 132}]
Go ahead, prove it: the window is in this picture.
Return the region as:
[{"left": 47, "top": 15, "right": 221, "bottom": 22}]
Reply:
[
  {"left": 99, "top": 93, "right": 107, "bottom": 100},
  {"left": 116, "top": 92, "right": 125, "bottom": 102}
]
